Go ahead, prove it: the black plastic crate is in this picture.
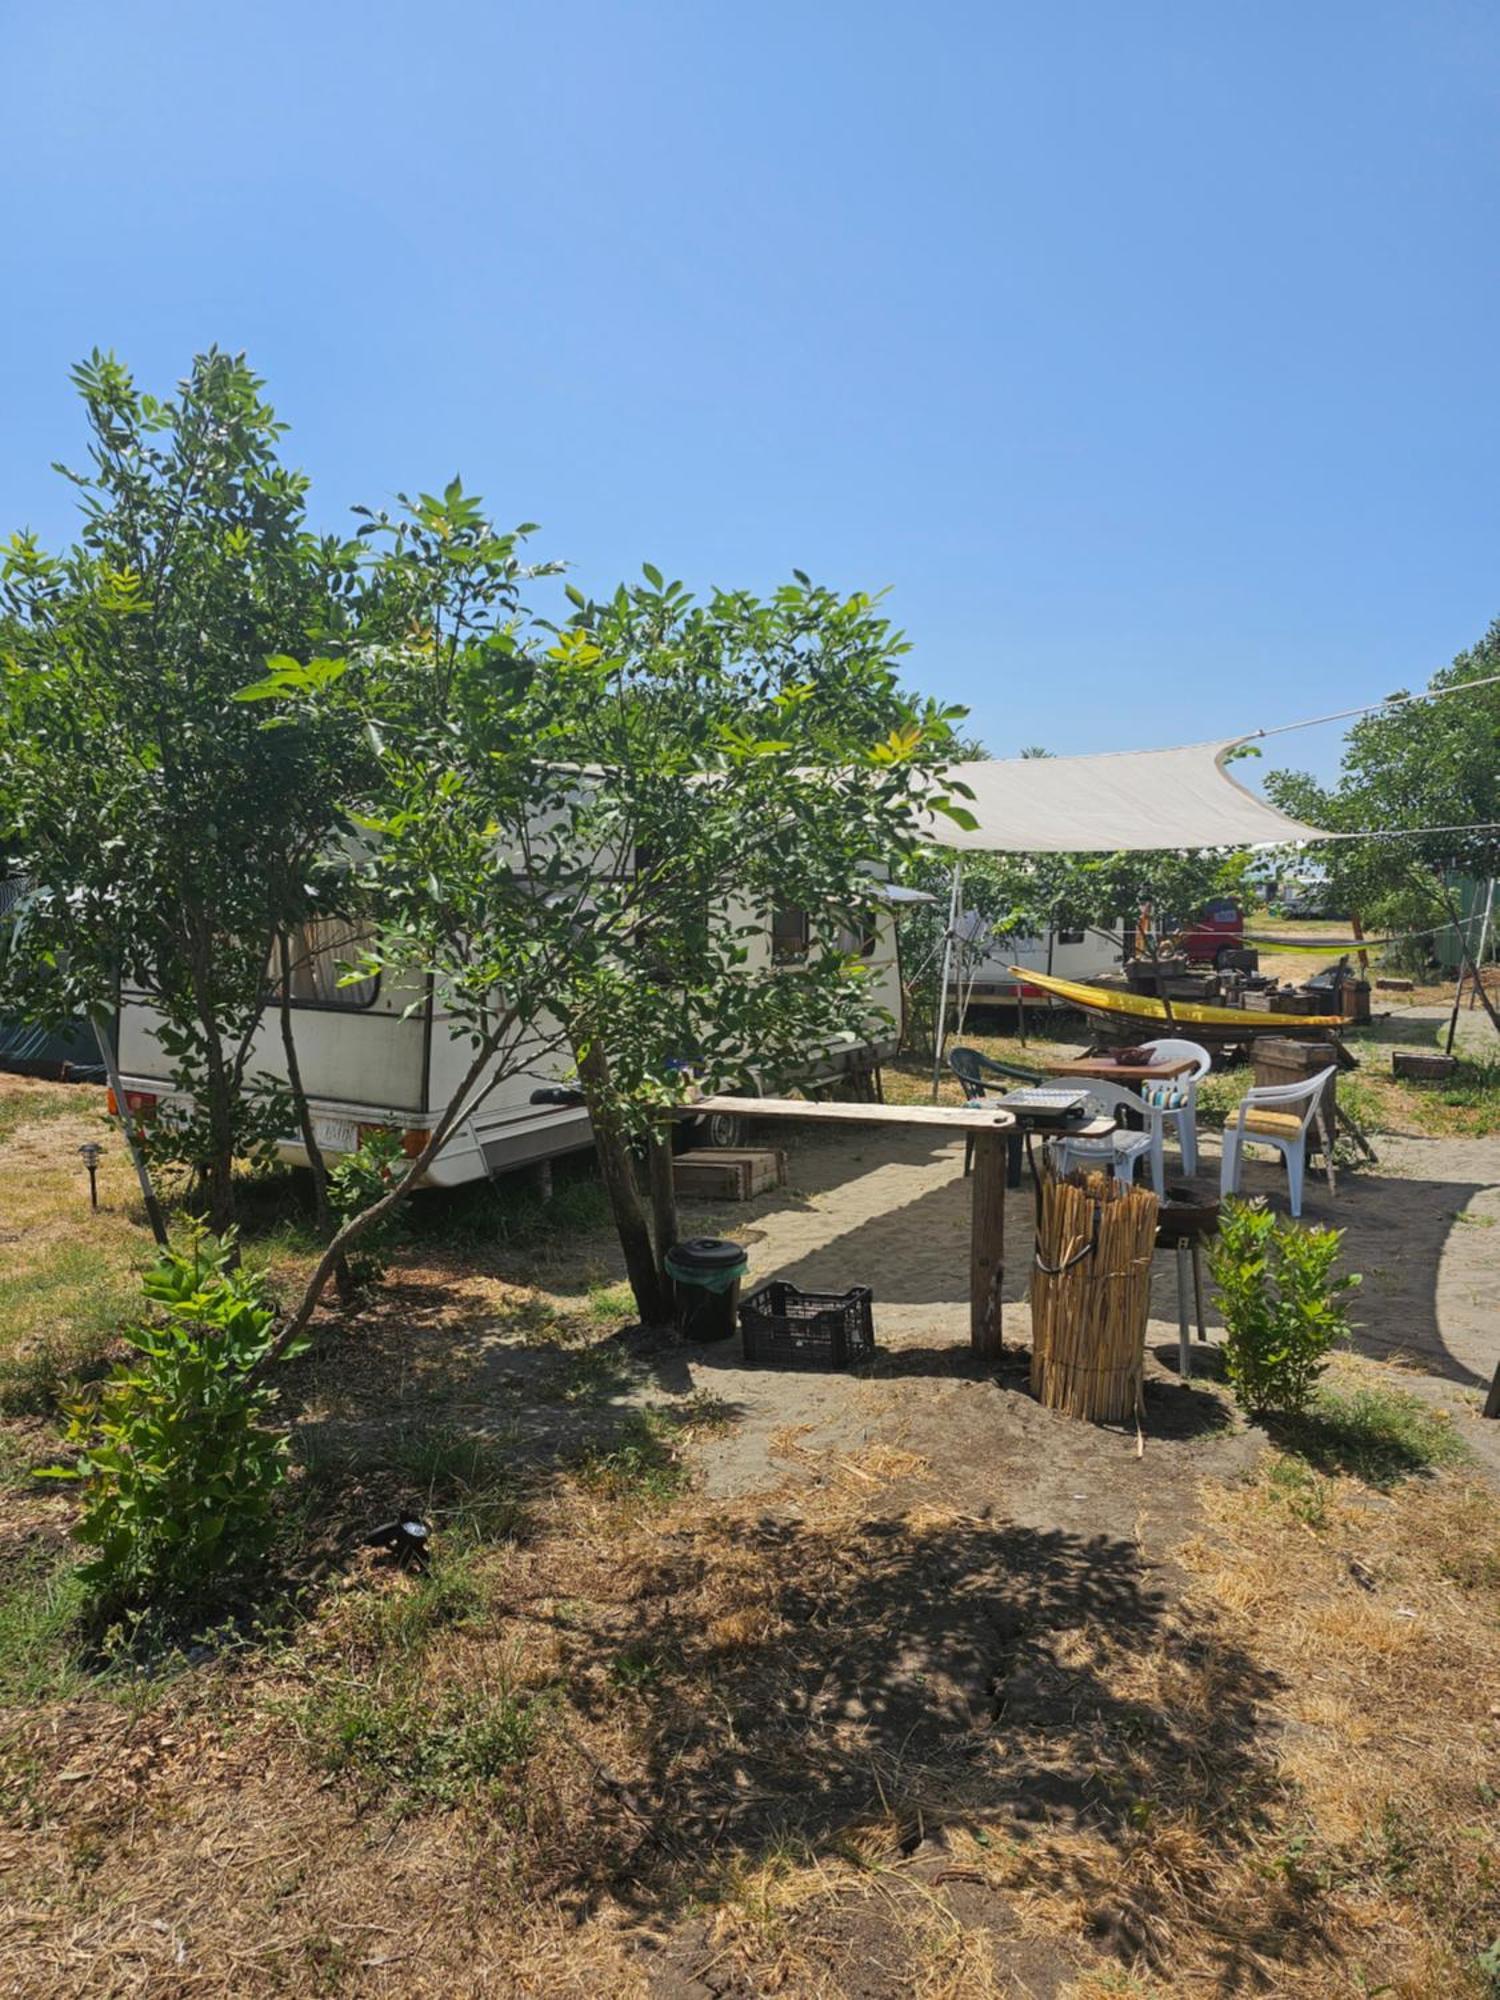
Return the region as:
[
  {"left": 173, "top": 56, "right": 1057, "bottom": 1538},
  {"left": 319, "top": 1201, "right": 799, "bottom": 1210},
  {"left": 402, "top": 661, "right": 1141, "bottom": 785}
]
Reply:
[{"left": 739, "top": 1281, "right": 875, "bottom": 1370}]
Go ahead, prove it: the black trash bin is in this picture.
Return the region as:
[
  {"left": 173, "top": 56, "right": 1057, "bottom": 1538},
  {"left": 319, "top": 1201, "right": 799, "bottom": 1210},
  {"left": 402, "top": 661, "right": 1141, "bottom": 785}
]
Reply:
[{"left": 664, "top": 1238, "right": 748, "bottom": 1343}]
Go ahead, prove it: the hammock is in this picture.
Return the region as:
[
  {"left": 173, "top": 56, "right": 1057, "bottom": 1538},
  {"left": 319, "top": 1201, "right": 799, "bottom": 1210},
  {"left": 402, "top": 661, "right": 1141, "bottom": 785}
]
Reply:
[
  {"left": 1242, "top": 934, "right": 1381, "bottom": 955},
  {"left": 1006, "top": 967, "right": 1348, "bottom": 1030}
]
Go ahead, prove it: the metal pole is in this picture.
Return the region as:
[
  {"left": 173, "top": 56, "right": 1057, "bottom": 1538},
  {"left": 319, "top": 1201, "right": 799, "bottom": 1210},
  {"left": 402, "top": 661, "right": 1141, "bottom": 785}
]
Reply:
[
  {"left": 1467, "top": 878, "right": 1495, "bottom": 1011},
  {"left": 1177, "top": 1237, "right": 1193, "bottom": 1381},
  {"left": 930, "top": 856, "right": 963, "bottom": 1101}
]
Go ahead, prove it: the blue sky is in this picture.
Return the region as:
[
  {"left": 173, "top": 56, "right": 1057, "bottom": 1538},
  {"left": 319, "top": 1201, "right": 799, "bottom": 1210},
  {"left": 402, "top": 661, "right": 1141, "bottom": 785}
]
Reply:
[{"left": 3, "top": 2, "right": 1496, "bottom": 784}]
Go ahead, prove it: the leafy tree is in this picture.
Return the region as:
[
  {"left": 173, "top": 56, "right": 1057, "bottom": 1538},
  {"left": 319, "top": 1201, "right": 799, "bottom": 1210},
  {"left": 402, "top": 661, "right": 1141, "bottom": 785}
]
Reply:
[
  {"left": 1264, "top": 629, "right": 1500, "bottom": 981},
  {"left": 894, "top": 846, "right": 1017, "bottom": 1056},
  {"left": 897, "top": 834, "right": 1255, "bottom": 1054},
  {"left": 0, "top": 350, "right": 366, "bottom": 1233},
  {"left": 254, "top": 534, "right": 971, "bottom": 1341},
  {"left": 534, "top": 571, "right": 973, "bottom": 1320}
]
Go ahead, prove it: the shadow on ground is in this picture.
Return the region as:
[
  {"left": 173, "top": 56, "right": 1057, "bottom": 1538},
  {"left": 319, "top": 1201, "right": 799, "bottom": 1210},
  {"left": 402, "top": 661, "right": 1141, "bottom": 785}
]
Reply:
[{"left": 527, "top": 1508, "right": 1325, "bottom": 1996}]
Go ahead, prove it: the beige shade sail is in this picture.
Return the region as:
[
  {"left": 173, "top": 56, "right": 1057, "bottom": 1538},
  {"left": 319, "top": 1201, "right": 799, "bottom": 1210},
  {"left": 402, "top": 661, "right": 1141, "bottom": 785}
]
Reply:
[{"left": 927, "top": 738, "right": 1326, "bottom": 853}]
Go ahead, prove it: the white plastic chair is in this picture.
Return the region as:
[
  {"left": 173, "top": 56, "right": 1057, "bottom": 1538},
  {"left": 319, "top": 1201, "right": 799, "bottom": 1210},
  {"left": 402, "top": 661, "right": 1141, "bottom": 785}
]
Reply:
[
  {"left": 1219, "top": 1065, "right": 1338, "bottom": 1218},
  {"left": 1133, "top": 1037, "right": 1214, "bottom": 1194},
  {"left": 1051, "top": 1081, "right": 1155, "bottom": 1185}
]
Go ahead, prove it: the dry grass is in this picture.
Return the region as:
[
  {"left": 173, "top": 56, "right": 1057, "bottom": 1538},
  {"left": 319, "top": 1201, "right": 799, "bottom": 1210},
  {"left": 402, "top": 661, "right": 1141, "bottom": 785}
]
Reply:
[
  {"left": 13, "top": 1420, "right": 1499, "bottom": 1997},
  {"left": 3, "top": 1070, "right": 1500, "bottom": 1996}
]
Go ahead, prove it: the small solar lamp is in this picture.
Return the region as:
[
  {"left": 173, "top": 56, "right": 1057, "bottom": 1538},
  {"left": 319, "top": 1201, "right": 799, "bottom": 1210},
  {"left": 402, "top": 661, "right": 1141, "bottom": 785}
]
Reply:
[{"left": 78, "top": 1141, "right": 104, "bottom": 1210}]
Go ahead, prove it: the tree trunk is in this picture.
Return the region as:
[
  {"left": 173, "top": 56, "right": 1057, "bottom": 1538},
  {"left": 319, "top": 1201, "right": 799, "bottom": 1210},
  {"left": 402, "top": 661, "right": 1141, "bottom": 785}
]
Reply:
[
  {"left": 646, "top": 1131, "right": 680, "bottom": 1269},
  {"left": 202, "top": 1086, "right": 237, "bottom": 1239},
  {"left": 575, "top": 1038, "right": 672, "bottom": 1327},
  {"left": 277, "top": 934, "right": 352, "bottom": 1304},
  {"left": 183, "top": 920, "right": 238, "bottom": 1241},
  {"left": 257, "top": 1005, "right": 523, "bottom": 1374},
  {"left": 90, "top": 1011, "right": 171, "bottom": 1247}
]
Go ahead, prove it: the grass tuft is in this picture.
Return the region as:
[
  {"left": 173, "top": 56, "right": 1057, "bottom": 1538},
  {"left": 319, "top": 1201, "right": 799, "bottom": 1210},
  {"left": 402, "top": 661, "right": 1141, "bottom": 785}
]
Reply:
[
  {"left": 0, "top": 1242, "right": 136, "bottom": 1417},
  {"left": 575, "top": 1409, "right": 691, "bottom": 1506},
  {"left": 386, "top": 1428, "right": 525, "bottom": 1540},
  {"left": 0, "top": 1547, "right": 90, "bottom": 1704},
  {"left": 584, "top": 1279, "right": 636, "bottom": 1323},
  {"left": 301, "top": 1673, "right": 542, "bottom": 1806},
  {"left": 1268, "top": 1384, "right": 1470, "bottom": 1489}
]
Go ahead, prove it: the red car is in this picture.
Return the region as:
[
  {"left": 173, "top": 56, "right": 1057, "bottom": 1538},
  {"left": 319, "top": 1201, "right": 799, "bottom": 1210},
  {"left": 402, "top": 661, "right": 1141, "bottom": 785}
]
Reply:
[{"left": 1180, "top": 898, "right": 1245, "bottom": 966}]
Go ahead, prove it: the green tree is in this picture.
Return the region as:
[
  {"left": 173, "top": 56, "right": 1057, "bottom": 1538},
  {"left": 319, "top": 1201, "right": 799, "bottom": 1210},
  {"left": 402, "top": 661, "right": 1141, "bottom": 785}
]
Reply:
[
  {"left": 254, "top": 532, "right": 971, "bottom": 1342},
  {"left": 535, "top": 570, "right": 973, "bottom": 1320},
  {"left": 1264, "top": 629, "right": 1500, "bottom": 979},
  {"left": 0, "top": 350, "right": 366, "bottom": 1234},
  {"left": 969, "top": 847, "right": 1252, "bottom": 976}
]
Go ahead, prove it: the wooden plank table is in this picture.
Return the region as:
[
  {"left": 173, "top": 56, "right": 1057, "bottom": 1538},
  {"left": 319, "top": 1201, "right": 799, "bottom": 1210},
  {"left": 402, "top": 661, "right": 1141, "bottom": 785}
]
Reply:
[
  {"left": 681, "top": 1094, "right": 1016, "bottom": 1356},
  {"left": 679, "top": 1094, "right": 1109, "bottom": 1360}
]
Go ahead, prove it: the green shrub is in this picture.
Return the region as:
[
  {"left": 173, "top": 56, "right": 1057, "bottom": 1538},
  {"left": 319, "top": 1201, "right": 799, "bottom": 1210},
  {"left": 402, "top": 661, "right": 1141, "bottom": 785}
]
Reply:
[
  {"left": 1208, "top": 1199, "right": 1359, "bottom": 1416},
  {"left": 43, "top": 1228, "right": 305, "bottom": 1611}
]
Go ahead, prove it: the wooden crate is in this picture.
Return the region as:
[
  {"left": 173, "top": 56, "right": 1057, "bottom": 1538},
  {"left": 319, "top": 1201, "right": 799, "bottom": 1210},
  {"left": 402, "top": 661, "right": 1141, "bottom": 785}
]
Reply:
[
  {"left": 1252, "top": 1038, "right": 1338, "bottom": 1160},
  {"left": 1161, "top": 975, "right": 1219, "bottom": 1002},
  {"left": 1392, "top": 1051, "right": 1458, "bottom": 1082},
  {"left": 673, "top": 1148, "right": 787, "bottom": 1201},
  {"left": 1244, "top": 989, "right": 1328, "bottom": 1016}
]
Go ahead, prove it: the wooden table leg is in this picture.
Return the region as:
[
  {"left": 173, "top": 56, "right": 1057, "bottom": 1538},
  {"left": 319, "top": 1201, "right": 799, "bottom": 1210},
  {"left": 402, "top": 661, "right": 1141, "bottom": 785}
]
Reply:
[{"left": 970, "top": 1129, "right": 1007, "bottom": 1360}]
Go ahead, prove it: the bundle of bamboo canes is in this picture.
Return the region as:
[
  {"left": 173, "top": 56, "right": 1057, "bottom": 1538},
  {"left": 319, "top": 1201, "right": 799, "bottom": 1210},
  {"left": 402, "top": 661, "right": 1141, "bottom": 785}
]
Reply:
[{"left": 1029, "top": 1167, "right": 1159, "bottom": 1422}]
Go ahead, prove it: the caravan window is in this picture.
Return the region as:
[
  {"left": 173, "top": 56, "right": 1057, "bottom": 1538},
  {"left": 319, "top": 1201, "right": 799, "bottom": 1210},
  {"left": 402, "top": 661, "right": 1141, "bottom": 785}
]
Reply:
[
  {"left": 771, "top": 904, "right": 810, "bottom": 963},
  {"left": 282, "top": 918, "right": 380, "bottom": 1009},
  {"left": 837, "top": 915, "right": 879, "bottom": 958}
]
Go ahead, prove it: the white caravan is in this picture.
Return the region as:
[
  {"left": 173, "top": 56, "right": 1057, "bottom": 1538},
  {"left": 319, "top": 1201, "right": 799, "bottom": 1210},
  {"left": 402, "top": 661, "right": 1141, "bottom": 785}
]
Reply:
[
  {"left": 115, "top": 892, "right": 918, "bottom": 1187},
  {"left": 945, "top": 918, "right": 1124, "bottom": 1010}
]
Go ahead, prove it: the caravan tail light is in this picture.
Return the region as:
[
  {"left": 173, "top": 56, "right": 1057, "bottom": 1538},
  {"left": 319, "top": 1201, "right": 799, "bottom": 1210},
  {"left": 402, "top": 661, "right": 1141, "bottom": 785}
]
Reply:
[
  {"left": 106, "top": 1089, "right": 158, "bottom": 1119},
  {"left": 356, "top": 1123, "right": 429, "bottom": 1159}
]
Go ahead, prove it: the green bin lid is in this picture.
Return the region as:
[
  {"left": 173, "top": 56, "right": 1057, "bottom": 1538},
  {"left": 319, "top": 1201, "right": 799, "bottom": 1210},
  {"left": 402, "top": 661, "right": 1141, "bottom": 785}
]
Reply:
[{"left": 665, "top": 1238, "right": 748, "bottom": 1285}]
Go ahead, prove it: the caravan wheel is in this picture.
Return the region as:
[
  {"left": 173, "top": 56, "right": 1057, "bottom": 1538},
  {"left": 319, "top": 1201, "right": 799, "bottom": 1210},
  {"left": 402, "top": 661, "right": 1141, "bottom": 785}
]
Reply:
[{"left": 704, "top": 1109, "right": 746, "bottom": 1150}]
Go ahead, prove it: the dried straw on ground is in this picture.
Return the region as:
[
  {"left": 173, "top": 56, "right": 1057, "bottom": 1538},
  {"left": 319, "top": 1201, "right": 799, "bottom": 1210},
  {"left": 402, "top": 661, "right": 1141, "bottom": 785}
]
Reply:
[{"left": 1029, "top": 1168, "right": 1158, "bottom": 1422}]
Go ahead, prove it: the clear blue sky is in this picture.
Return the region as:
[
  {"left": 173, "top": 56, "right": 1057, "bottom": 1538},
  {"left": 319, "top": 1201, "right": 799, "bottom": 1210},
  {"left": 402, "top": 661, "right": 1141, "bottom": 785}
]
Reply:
[{"left": 3, "top": 1, "right": 1496, "bottom": 783}]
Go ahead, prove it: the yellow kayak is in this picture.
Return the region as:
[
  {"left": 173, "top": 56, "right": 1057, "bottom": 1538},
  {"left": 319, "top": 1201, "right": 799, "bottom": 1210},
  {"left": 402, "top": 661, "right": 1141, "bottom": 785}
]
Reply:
[{"left": 1007, "top": 967, "right": 1348, "bottom": 1030}]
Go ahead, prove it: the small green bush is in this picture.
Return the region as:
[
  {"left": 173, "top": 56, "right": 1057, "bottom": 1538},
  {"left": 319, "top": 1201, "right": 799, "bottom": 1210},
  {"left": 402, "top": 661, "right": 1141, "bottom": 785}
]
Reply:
[
  {"left": 1208, "top": 1199, "right": 1359, "bottom": 1416},
  {"left": 43, "top": 1228, "right": 305, "bottom": 1611}
]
